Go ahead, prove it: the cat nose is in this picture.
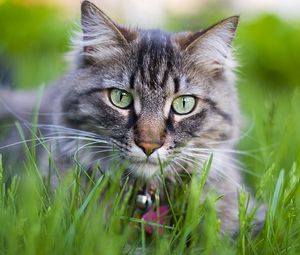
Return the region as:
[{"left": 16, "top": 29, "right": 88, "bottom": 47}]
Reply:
[{"left": 137, "top": 142, "right": 162, "bottom": 156}]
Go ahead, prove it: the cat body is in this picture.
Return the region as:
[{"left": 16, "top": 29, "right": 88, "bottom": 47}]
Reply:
[{"left": 0, "top": 1, "right": 264, "bottom": 235}]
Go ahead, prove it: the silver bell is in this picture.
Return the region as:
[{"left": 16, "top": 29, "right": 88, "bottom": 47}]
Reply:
[{"left": 136, "top": 193, "right": 152, "bottom": 210}]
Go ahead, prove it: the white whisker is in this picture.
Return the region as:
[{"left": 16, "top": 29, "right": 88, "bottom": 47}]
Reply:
[
  {"left": 168, "top": 163, "right": 183, "bottom": 184},
  {"left": 171, "top": 159, "right": 192, "bottom": 179}
]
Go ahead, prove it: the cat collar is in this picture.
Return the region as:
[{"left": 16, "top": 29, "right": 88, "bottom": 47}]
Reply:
[{"left": 134, "top": 187, "right": 170, "bottom": 235}]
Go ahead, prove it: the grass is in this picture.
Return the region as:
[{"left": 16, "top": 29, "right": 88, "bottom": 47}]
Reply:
[{"left": 0, "top": 1, "right": 72, "bottom": 88}]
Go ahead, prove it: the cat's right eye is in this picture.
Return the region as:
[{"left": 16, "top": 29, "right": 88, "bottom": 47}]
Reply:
[{"left": 109, "top": 88, "right": 133, "bottom": 109}]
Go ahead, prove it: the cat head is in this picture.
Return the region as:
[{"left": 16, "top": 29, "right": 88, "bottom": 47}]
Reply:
[{"left": 58, "top": 0, "right": 240, "bottom": 179}]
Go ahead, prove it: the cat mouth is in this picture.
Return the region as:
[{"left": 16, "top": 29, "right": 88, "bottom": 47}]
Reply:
[
  {"left": 131, "top": 157, "right": 160, "bottom": 166},
  {"left": 128, "top": 160, "right": 166, "bottom": 178}
]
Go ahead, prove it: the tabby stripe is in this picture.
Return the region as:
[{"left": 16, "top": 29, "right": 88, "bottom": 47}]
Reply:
[
  {"left": 137, "top": 40, "right": 148, "bottom": 84},
  {"left": 166, "top": 113, "right": 175, "bottom": 132},
  {"left": 148, "top": 41, "right": 160, "bottom": 89},
  {"left": 161, "top": 69, "right": 169, "bottom": 88},
  {"left": 129, "top": 73, "right": 136, "bottom": 89},
  {"left": 184, "top": 108, "right": 207, "bottom": 125},
  {"left": 125, "top": 108, "right": 138, "bottom": 129},
  {"left": 202, "top": 98, "right": 232, "bottom": 123},
  {"left": 173, "top": 77, "right": 180, "bottom": 94}
]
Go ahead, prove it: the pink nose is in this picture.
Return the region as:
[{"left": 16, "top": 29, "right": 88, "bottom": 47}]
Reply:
[{"left": 137, "top": 142, "right": 162, "bottom": 156}]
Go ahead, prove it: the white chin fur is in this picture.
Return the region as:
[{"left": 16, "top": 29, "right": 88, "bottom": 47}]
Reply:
[
  {"left": 129, "top": 162, "right": 162, "bottom": 179},
  {"left": 128, "top": 147, "right": 170, "bottom": 178}
]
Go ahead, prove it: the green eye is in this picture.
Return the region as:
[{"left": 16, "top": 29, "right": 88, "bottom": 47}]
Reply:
[
  {"left": 172, "top": 95, "right": 196, "bottom": 115},
  {"left": 110, "top": 89, "right": 133, "bottom": 109}
]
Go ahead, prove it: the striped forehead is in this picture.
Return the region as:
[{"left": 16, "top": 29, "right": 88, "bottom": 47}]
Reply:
[{"left": 130, "top": 30, "right": 180, "bottom": 93}]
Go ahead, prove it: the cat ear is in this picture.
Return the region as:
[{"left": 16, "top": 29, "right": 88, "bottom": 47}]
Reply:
[
  {"left": 79, "top": 1, "right": 137, "bottom": 60},
  {"left": 176, "top": 16, "right": 239, "bottom": 77}
]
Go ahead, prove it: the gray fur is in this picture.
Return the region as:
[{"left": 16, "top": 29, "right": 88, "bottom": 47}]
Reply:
[{"left": 0, "top": 0, "right": 265, "bottom": 235}]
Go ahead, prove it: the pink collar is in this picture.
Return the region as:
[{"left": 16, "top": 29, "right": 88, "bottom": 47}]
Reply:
[
  {"left": 142, "top": 205, "right": 169, "bottom": 235},
  {"left": 136, "top": 189, "right": 170, "bottom": 235}
]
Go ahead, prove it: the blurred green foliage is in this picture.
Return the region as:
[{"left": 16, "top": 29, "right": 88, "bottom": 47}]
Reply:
[
  {"left": 0, "top": 1, "right": 72, "bottom": 88},
  {"left": 238, "top": 15, "right": 300, "bottom": 89}
]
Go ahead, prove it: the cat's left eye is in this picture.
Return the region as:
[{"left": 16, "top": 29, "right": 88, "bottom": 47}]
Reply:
[
  {"left": 110, "top": 88, "right": 133, "bottom": 109},
  {"left": 172, "top": 95, "right": 196, "bottom": 115}
]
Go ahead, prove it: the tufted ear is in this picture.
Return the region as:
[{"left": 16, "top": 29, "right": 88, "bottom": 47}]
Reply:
[
  {"left": 176, "top": 16, "right": 239, "bottom": 77},
  {"left": 78, "top": 1, "right": 137, "bottom": 61}
]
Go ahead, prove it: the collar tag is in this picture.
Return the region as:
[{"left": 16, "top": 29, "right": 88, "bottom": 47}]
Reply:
[{"left": 136, "top": 192, "right": 153, "bottom": 211}]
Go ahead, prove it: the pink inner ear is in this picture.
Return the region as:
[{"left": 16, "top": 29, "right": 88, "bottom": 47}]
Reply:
[{"left": 142, "top": 206, "right": 169, "bottom": 235}]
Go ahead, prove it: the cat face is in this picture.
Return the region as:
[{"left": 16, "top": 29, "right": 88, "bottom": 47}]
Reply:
[{"left": 58, "top": 1, "right": 240, "bottom": 178}]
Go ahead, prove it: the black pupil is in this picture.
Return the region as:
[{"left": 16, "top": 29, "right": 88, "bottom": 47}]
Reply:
[
  {"left": 119, "top": 91, "right": 125, "bottom": 102},
  {"left": 183, "top": 97, "right": 186, "bottom": 108}
]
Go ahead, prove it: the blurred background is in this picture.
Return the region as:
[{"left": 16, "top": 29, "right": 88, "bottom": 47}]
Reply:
[{"left": 0, "top": 0, "right": 299, "bottom": 188}]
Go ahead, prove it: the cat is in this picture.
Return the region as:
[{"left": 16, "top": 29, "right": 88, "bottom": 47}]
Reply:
[{"left": 0, "top": 0, "right": 265, "bottom": 235}]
